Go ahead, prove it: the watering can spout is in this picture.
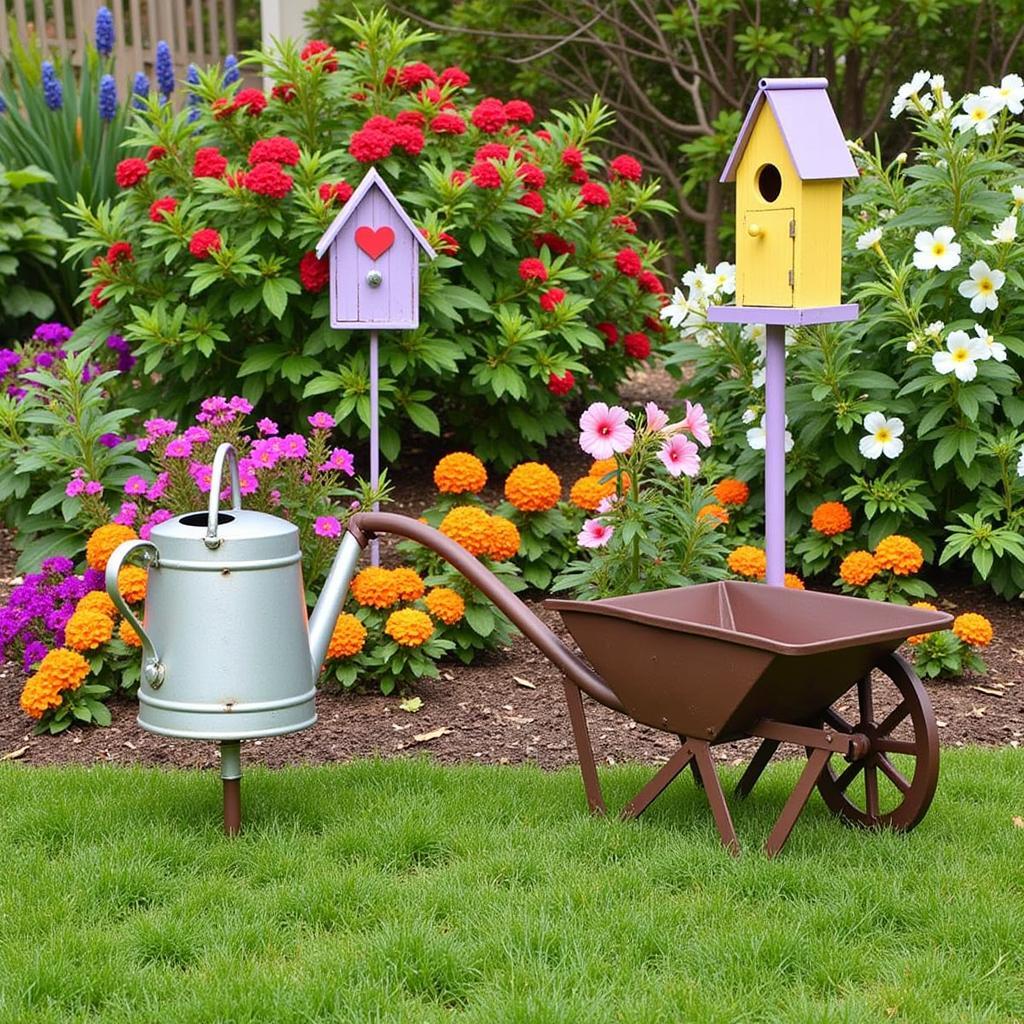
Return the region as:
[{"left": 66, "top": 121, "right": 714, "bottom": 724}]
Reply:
[{"left": 307, "top": 529, "right": 366, "bottom": 681}]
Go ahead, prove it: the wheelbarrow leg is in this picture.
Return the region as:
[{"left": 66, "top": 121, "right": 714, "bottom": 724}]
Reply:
[
  {"left": 735, "top": 738, "right": 781, "bottom": 799},
  {"left": 690, "top": 740, "right": 740, "bottom": 857},
  {"left": 562, "top": 680, "right": 606, "bottom": 816},
  {"left": 764, "top": 747, "right": 830, "bottom": 858},
  {"left": 621, "top": 741, "right": 695, "bottom": 820}
]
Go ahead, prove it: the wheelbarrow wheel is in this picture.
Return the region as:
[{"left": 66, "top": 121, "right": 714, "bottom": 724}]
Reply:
[{"left": 816, "top": 652, "right": 939, "bottom": 832}]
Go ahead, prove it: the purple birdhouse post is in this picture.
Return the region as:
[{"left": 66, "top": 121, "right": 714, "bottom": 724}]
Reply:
[{"left": 316, "top": 168, "right": 436, "bottom": 564}]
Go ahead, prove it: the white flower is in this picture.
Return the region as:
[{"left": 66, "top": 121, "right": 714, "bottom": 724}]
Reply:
[
  {"left": 973, "top": 323, "right": 1007, "bottom": 362},
  {"left": 741, "top": 323, "right": 766, "bottom": 345},
  {"left": 932, "top": 330, "right": 988, "bottom": 381},
  {"left": 890, "top": 70, "right": 931, "bottom": 118},
  {"left": 856, "top": 227, "right": 883, "bottom": 250},
  {"left": 930, "top": 74, "right": 945, "bottom": 90},
  {"left": 752, "top": 366, "right": 766, "bottom": 389},
  {"left": 682, "top": 263, "right": 709, "bottom": 295},
  {"left": 741, "top": 408, "right": 757, "bottom": 424},
  {"left": 1013, "top": 184, "right": 1024, "bottom": 206},
  {"left": 981, "top": 73, "right": 1024, "bottom": 115},
  {"left": 908, "top": 69, "right": 931, "bottom": 94},
  {"left": 859, "top": 412, "right": 905, "bottom": 460},
  {"left": 878, "top": 208, "right": 896, "bottom": 221},
  {"left": 952, "top": 93, "right": 999, "bottom": 135},
  {"left": 924, "top": 320, "right": 945, "bottom": 340},
  {"left": 958, "top": 259, "right": 1005, "bottom": 313},
  {"left": 906, "top": 340, "right": 917, "bottom": 352},
  {"left": 1017, "top": 446, "right": 1024, "bottom": 478},
  {"left": 660, "top": 288, "right": 692, "bottom": 330},
  {"left": 710, "top": 261, "right": 736, "bottom": 296},
  {"left": 912, "top": 226, "right": 961, "bottom": 271},
  {"left": 991, "top": 213, "right": 1017, "bottom": 244},
  {"left": 930, "top": 90, "right": 953, "bottom": 120},
  {"left": 746, "top": 413, "right": 793, "bottom": 453}
]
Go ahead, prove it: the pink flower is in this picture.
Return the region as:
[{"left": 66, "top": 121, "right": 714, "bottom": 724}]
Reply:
[
  {"left": 184, "top": 426, "right": 211, "bottom": 444},
  {"left": 140, "top": 508, "right": 172, "bottom": 539},
  {"left": 144, "top": 417, "right": 177, "bottom": 438},
  {"left": 147, "top": 473, "right": 169, "bottom": 502},
  {"left": 65, "top": 478, "right": 85, "bottom": 498},
  {"left": 681, "top": 400, "right": 711, "bottom": 447},
  {"left": 320, "top": 447, "right": 355, "bottom": 475},
  {"left": 579, "top": 402, "right": 634, "bottom": 460},
  {"left": 644, "top": 402, "right": 668, "bottom": 433},
  {"left": 308, "top": 411, "right": 335, "bottom": 430},
  {"left": 84, "top": 481, "right": 103, "bottom": 496},
  {"left": 237, "top": 460, "right": 259, "bottom": 496},
  {"left": 314, "top": 515, "right": 341, "bottom": 538},
  {"left": 280, "top": 433, "right": 307, "bottom": 459},
  {"left": 164, "top": 437, "right": 193, "bottom": 459},
  {"left": 113, "top": 502, "right": 138, "bottom": 526},
  {"left": 270, "top": 489, "right": 281, "bottom": 506},
  {"left": 251, "top": 439, "right": 280, "bottom": 468},
  {"left": 578, "top": 518, "right": 614, "bottom": 548},
  {"left": 189, "top": 462, "right": 213, "bottom": 492},
  {"left": 124, "top": 475, "right": 149, "bottom": 496},
  {"left": 257, "top": 417, "right": 278, "bottom": 436},
  {"left": 659, "top": 434, "right": 700, "bottom": 478}
]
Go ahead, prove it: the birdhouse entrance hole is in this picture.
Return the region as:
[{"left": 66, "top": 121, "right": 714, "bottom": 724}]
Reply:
[{"left": 756, "top": 163, "right": 782, "bottom": 202}]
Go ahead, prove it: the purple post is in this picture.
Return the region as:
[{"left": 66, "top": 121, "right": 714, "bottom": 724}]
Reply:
[
  {"left": 764, "top": 324, "right": 786, "bottom": 587},
  {"left": 369, "top": 329, "right": 380, "bottom": 567}
]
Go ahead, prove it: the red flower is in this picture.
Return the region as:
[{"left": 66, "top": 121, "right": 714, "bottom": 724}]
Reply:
[
  {"left": 518, "top": 258, "right": 548, "bottom": 283},
  {"left": 476, "top": 142, "right": 510, "bottom": 161},
  {"left": 615, "top": 248, "right": 642, "bottom": 277},
  {"left": 232, "top": 88, "right": 267, "bottom": 116},
  {"left": 89, "top": 284, "right": 107, "bottom": 309},
  {"left": 114, "top": 158, "right": 149, "bottom": 188},
  {"left": 596, "top": 322, "right": 618, "bottom": 346},
  {"left": 470, "top": 161, "right": 502, "bottom": 188},
  {"left": 211, "top": 98, "right": 233, "bottom": 120},
  {"left": 644, "top": 314, "right": 665, "bottom": 335},
  {"left": 271, "top": 82, "right": 297, "bottom": 102},
  {"left": 430, "top": 112, "right": 466, "bottom": 135},
  {"left": 349, "top": 127, "right": 393, "bottom": 162},
  {"left": 225, "top": 170, "right": 247, "bottom": 189},
  {"left": 299, "top": 251, "right": 329, "bottom": 292},
  {"left": 300, "top": 39, "right": 338, "bottom": 72},
  {"left": 244, "top": 161, "right": 294, "bottom": 198},
  {"left": 382, "top": 67, "right": 398, "bottom": 88},
  {"left": 149, "top": 196, "right": 178, "bottom": 222},
  {"left": 548, "top": 370, "right": 575, "bottom": 395},
  {"left": 518, "top": 191, "right": 545, "bottom": 214},
  {"left": 351, "top": 91, "right": 367, "bottom": 102},
  {"left": 418, "top": 86, "right": 444, "bottom": 105},
  {"left": 146, "top": 145, "right": 167, "bottom": 162},
  {"left": 569, "top": 166, "right": 590, "bottom": 184},
  {"left": 471, "top": 97, "right": 507, "bottom": 132},
  {"left": 398, "top": 62, "right": 435, "bottom": 89},
  {"left": 539, "top": 287, "right": 566, "bottom": 312},
  {"left": 624, "top": 331, "right": 651, "bottom": 359},
  {"left": 396, "top": 109, "right": 426, "bottom": 127},
  {"left": 637, "top": 270, "right": 664, "bottom": 294},
  {"left": 248, "top": 136, "right": 300, "bottom": 166},
  {"left": 437, "top": 231, "right": 459, "bottom": 254},
  {"left": 535, "top": 129, "right": 552, "bottom": 142},
  {"left": 319, "top": 180, "right": 353, "bottom": 204},
  {"left": 189, "top": 228, "right": 222, "bottom": 259},
  {"left": 534, "top": 232, "right": 574, "bottom": 256},
  {"left": 193, "top": 147, "right": 228, "bottom": 179},
  {"left": 450, "top": 170, "right": 468, "bottom": 186},
  {"left": 611, "top": 214, "right": 637, "bottom": 234},
  {"left": 504, "top": 99, "right": 534, "bottom": 124},
  {"left": 579, "top": 182, "right": 610, "bottom": 207},
  {"left": 609, "top": 154, "right": 643, "bottom": 181},
  {"left": 438, "top": 66, "right": 470, "bottom": 88},
  {"left": 391, "top": 123, "right": 425, "bottom": 156},
  {"left": 106, "top": 241, "right": 133, "bottom": 265},
  {"left": 516, "top": 163, "right": 546, "bottom": 190},
  {"left": 364, "top": 114, "right": 395, "bottom": 133},
  {"left": 561, "top": 146, "right": 584, "bottom": 168}
]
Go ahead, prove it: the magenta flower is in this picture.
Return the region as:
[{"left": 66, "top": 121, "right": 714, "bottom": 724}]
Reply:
[
  {"left": 189, "top": 461, "right": 213, "bottom": 492},
  {"left": 578, "top": 518, "right": 614, "bottom": 548},
  {"left": 140, "top": 508, "right": 172, "bottom": 540},
  {"left": 314, "top": 515, "right": 341, "bottom": 538},
  {"left": 113, "top": 502, "right": 138, "bottom": 526},
  {"left": 250, "top": 439, "right": 280, "bottom": 468},
  {"left": 659, "top": 434, "right": 700, "bottom": 478},
  {"left": 124, "top": 475, "right": 149, "bottom": 496},
  {"left": 229, "top": 395, "right": 253, "bottom": 414},
  {"left": 280, "top": 433, "right": 307, "bottom": 459},
  {"left": 84, "top": 481, "right": 103, "bottom": 495},
  {"left": 65, "top": 478, "right": 85, "bottom": 498},
  {"left": 147, "top": 472, "right": 169, "bottom": 502},
  {"left": 144, "top": 417, "right": 177, "bottom": 438},
  {"left": 308, "top": 411, "right": 335, "bottom": 431},
  {"left": 184, "top": 426, "right": 211, "bottom": 444},
  {"left": 579, "top": 402, "right": 634, "bottom": 460},
  {"left": 681, "top": 400, "right": 711, "bottom": 447},
  {"left": 164, "top": 437, "right": 193, "bottom": 459},
  {"left": 320, "top": 447, "right": 354, "bottom": 475},
  {"left": 270, "top": 489, "right": 281, "bottom": 506},
  {"left": 644, "top": 401, "right": 668, "bottom": 433},
  {"left": 257, "top": 417, "right": 278, "bottom": 436}
]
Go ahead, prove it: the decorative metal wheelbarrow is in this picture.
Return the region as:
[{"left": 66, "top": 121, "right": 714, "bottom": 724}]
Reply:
[{"left": 344, "top": 512, "right": 952, "bottom": 857}]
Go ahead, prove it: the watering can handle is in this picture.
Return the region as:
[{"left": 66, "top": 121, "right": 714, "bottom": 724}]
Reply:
[
  {"left": 205, "top": 442, "right": 242, "bottom": 549},
  {"left": 105, "top": 540, "right": 165, "bottom": 689}
]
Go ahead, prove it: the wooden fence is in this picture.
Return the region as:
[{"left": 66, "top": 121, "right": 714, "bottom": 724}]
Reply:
[{"left": 0, "top": 0, "right": 240, "bottom": 87}]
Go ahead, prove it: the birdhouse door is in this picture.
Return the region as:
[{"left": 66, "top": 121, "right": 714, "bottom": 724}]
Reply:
[{"left": 739, "top": 208, "right": 795, "bottom": 307}]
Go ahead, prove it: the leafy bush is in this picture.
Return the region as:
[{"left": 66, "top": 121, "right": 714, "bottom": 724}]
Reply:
[
  {"left": 67, "top": 9, "right": 672, "bottom": 467},
  {"left": 909, "top": 608, "right": 994, "bottom": 679},
  {"left": 662, "top": 73, "right": 1024, "bottom": 598}
]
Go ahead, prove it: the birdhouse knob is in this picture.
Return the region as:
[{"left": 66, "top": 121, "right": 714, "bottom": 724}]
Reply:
[{"left": 747, "top": 222, "right": 764, "bottom": 238}]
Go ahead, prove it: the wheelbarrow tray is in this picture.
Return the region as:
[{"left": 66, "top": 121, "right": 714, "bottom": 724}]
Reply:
[{"left": 547, "top": 581, "right": 951, "bottom": 743}]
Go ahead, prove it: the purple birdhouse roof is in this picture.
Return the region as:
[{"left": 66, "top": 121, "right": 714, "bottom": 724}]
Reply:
[
  {"left": 315, "top": 167, "right": 436, "bottom": 260},
  {"left": 720, "top": 77, "right": 857, "bottom": 183}
]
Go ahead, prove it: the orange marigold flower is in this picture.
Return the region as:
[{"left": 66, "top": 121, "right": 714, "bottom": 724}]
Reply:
[
  {"left": 64, "top": 608, "right": 114, "bottom": 651},
  {"left": 350, "top": 566, "right": 401, "bottom": 608},
  {"left": 588, "top": 458, "right": 630, "bottom": 489},
  {"left": 504, "top": 462, "right": 561, "bottom": 512},
  {"left": 327, "top": 613, "right": 368, "bottom": 659},
  {"left": 570, "top": 475, "right": 616, "bottom": 511},
  {"left": 117, "top": 566, "right": 148, "bottom": 603},
  {"left": 439, "top": 505, "right": 492, "bottom": 556},
  {"left": 434, "top": 452, "right": 487, "bottom": 494},
  {"left": 839, "top": 550, "right": 878, "bottom": 587},
  {"left": 727, "top": 545, "right": 766, "bottom": 579},
  {"left": 874, "top": 535, "right": 924, "bottom": 576},
  {"left": 77, "top": 590, "right": 117, "bottom": 618},
  {"left": 907, "top": 602, "right": 939, "bottom": 646},
  {"left": 488, "top": 515, "right": 521, "bottom": 560},
  {"left": 385, "top": 608, "right": 434, "bottom": 647},
  {"left": 19, "top": 674, "right": 64, "bottom": 719},
  {"left": 19, "top": 648, "right": 90, "bottom": 718},
  {"left": 391, "top": 567, "right": 426, "bottom": 601},
  {"left": 713, "top": 478, "right": 749, "bottom": 507},
  {"left": 86, "top": 523, "right": 138, "bottom": 571},
  {"left": 784, "top": 573, "right": 805, "bottom": 590},
  {"left": 811, "top": 501, "right": 852, "bottom": 536},
  {"left": 952, "top": 612, "right": 993, "bottom": 647},
  {"left": 425, "top": 587, "right": 465, "bottom": 625},
  {"left": 119, "top": 618, "right": 142, "bottom": 648},
  {"left": 697, "top": 503, "right": 729, "bottom": 526}
]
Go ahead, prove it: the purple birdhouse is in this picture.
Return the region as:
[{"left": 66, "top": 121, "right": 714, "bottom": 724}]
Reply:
[{"left": 315, "top": 168, "right": 435, "bottom": 329}]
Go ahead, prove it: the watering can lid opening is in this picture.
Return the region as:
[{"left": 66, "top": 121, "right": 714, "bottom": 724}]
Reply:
[{"left": 149, "top": 508, "right": 300, "bottom": 563}]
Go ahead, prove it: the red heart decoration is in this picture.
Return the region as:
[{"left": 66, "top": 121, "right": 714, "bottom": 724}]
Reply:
[{"left": 355, "top": 225, "right": 395, "bottom": 261}]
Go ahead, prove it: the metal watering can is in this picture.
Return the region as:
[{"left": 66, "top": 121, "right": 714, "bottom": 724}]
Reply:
[{"left": 106, "top": 443, "right": 366, "bottom": 833}]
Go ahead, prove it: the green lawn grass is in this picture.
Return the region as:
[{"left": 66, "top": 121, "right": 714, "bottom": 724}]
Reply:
[{"left": 1, "top": 749, "right": 1022, "bottom": 1023}]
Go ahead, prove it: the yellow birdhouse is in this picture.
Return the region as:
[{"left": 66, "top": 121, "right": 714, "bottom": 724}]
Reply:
[{"left": 721, "top": 78, "right": 857, "bottom": 309}]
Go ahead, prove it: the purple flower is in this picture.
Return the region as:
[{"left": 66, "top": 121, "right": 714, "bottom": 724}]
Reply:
[
  {"left": 308, "top": 411, "right": 335, "bottom": 431},
  {"left": 42, "top": 60, "right": 63, "bottom": 111},
  {"left": 65, "top": 478, "right": 86, "bottom": 498},
  {"left": 94, "top": 6, "right": 114, "bottom": 56},
  {"left": 82, "top": 568, "right": 105, "bottom": 591},
  {"left": 98, "top": 73, "right": 117, "bottom": 121},
  {"left": 99, "top": 433, "right": 122, "bottom": 448},
  {"left": 33, "top": 323, "right": 73, "bottom": 345},
  {"left": 146, "top": 472, "right": 169, "bottom": 502},
  {"left": 34, "top": 352, "right": 55, "bottom": 370},
  {"left": 280, "top": 433, "right": 307, "bottom": 459},
  {"left": 0, "top": 349, "right": 21, "bottom": 376},
  {"left": 155, "top": 40, "right": 175, "bottom": 96},
  {"left": 144, "top": 417, "right": 177, "bottom": 438},
  {"left": 314, "top": 516, "right": 341, "bottom": 538},
  {"left": 116, "top": 351, "right": 137, "bottom": 372},
  {"left": 106, "top": 334, "right": 129, "bottom": 353},
  {"left": 42, "top": 556, "right": 74, "bottom": 575},
  {"left": 23, "top": 641, "right": 48, "bottom": 672},
  {"left": 257, "top": 417, "right": 278, "bottom": 436},
  {"left": 124, "top": 475, "right": 149, "bottom": 495},
  {"left": 223, "top": 53, "right": 239, "bottom": 86},
  {"left": 56, "top": 576, "right": 88, "bottom": 601},
  {"left": 183, "top": 426, "right": 210, "bottom": 444},
  {"left": 132, "top": 71, "right": 150, "bottom": 110},
  {"left": 164, "top": 437, "right": 193, "bottom": 458},
  {"left": 81, "top": 362, "right": 101, "bottom": 384},
  {"left": 84, "top": 481, "right": 103, "bottom": 496}
]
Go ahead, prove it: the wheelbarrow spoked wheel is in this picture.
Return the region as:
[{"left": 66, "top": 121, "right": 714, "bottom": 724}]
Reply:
[{"left": 816, "top": 653, "right": 940, "bottom": 832}]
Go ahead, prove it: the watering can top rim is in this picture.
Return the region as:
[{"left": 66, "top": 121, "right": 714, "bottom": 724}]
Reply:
[{"left": 148, "top": 508, "right": 299, "bottom": 564}]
